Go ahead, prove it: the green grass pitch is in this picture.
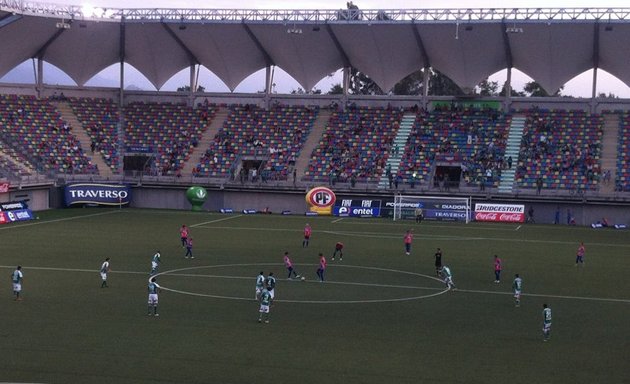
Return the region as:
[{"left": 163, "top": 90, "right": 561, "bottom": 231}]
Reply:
[{"left": 0, "top": 208, "right": 628, "bottom": 384}]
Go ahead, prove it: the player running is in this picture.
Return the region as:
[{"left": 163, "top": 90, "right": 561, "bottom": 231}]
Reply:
[
  {"left": 255, "top": 272, "right": 265, "bottom": 300},
  {"left": 303, "top": 223, "right": 312, "bottom": 248},
  {"left": 100, "top": 257, "right": 111, "bottom": 288},
  {"left": 266, "top": 272, "right": 276, "bottom": 301},
  {"left": 575, "top": 242, "right": 585, "bottom": 266},
  {"left": 332, "top": 242, "right": 343, "bottom": 261},
  {"left": 283, "top": 252, "right": 300, "bottom": 279},
  {"left": 180, "top": 224, "right": 189, "bottom": 248},
  {"left": 150, "top": 251, "right": 161, "bottom": 276},
  {"left": 542, "top": 303, "right": 552, "bottom": 341},
  {"left": 440, "top": 265, "right": 455, "bottom": 289},
  {"left": 258, "top": 286, "right": 272, "bottom": 324},
  {"left": 513, "top": 274, "right": 523, "bottom": 307},
  {"left": 185, "top": 238, "right": 194, "bottom": 259}
]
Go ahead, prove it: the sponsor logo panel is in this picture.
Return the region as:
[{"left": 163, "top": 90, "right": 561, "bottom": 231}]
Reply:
[{"left": 64, "top": 184, "right": 131, "bottom": 206}]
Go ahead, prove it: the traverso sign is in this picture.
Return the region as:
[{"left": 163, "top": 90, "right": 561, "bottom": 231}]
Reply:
[{"left": 65, "top": 184, "right": 131, "bottom": 206}]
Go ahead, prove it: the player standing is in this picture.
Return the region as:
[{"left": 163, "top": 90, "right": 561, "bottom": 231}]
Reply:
[
  {"left": 100, "top": 257, "right": 111, "bottom": 288},
  {"left": 542, "top": 303, "right": 552, "bottom": 341},
  {"left": 303, "top": 223, "right": 312, "bottom": 248},
  {"left": 150, "top": 251, "right": 161, "bottom": 276},
  {"left": 180, "top": 224, "right": 189, "bottom": 248},
  {"left": 440, "top": 265, "right": 455, "bottom": 289},
  {"left": 185, "top": 238, "right": 194, "bottom": 259},
  {"left": 494, "top": 255, "right": 502, "bottom": 283},
  {"left": 575, "top": 242, "right": 585, "bottom": 266},
  {"left": 513, "top": 274, "right": 523, "bottom": 307},
  {"left": 404, "top": 229, "right": 413, "bottom": 255},
  {"left": 258, "top": 286, "right": 272, "bottom": 324},
  {"left": 434, "top": 248, "right": 443, "bottom": 276},
  {"left": 11, "top": 266, "right": 23, "bottom": 301},
  {"left": 266, "top": 272, "right": 276, "bottom": 301},
  {"left": 147, "top": 277, "right": 161, "bottom": 316},
  {"left": 332, "top": 242, "right": 343, "bottom": 261},
  {"left": 283, "top": 252, "right": 300, "bottom": 279},
  {"left": 255, "top": 271, "right": 265, "bottom": 300},
  {"left": 316, "top": 252, "right": 327, "bottom": 282}
]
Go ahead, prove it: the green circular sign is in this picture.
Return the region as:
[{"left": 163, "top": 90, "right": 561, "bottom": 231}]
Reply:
[{"left": 186, "top": 186, "right": 208, "bottom": 211}]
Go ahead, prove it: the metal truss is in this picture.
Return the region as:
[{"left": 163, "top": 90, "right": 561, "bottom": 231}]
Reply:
[{"left": 2, "top": 1, "right": 630, "bottom": 23}]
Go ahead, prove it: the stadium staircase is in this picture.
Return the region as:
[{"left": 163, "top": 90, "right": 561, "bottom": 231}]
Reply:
[
  {"left": 497, "top": 115, "right": 525, "bottom": 193},
  {"left": 294, "top": 108, "right": 330, "bottom": 182},
  {"left": 53, "top": 101, "right": 113, "bottom": 177},
  {"left": 377, "top": 113, "right": 416, "bottom": 189},
  {"left": 0, "top": 148, "right": 34, "bottom": 176},
  {"left": 181, "top": 106, "right": 227, "bottom": 175},
  {"left": 599, "top": 113, "right": 620, "bottom": 194}
]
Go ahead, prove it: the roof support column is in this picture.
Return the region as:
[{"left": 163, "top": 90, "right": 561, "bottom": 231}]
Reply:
[
  {"left": 342, "top": 67, "right": 350, "bottom": 96},
  {"left": 118, "top": 19, "right": 126, "bottom": 175},
  {"left": 504, "top": 66, "right": 513, "bottom": 112},
  {"left": 190, "top": 65, "right": 197, "bottom": 107},
  {"left": 591, "top": 22, "right": 600, "bottom": 114},
  {"left": 35, "top": 58, "right": 43, "bottom": 98}
]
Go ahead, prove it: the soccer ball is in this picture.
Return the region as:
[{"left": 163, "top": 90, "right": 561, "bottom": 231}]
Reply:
[{"left": 301, "top": 276, "right": 306, "bottom": 281}]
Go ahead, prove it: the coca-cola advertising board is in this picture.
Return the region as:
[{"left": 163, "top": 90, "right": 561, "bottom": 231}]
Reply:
[{"left": 474, "top": 203, "right": 525, "bottom": 223}]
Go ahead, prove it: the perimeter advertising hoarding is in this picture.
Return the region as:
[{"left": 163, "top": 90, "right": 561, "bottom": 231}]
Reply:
[
  {"left": 333, "top": 198, "right": 382, "bottom": 217},
  {"left": 474, "top": 203, "right": 525, "bottom": 223},
  {"left": 0, "top": 209, "right": 35, "bottom": 225},
  {"left": 382, "top": 199, "right": 469, "bottom": 222},
  {"left": 64, "top": 184, "right": 131, "bottom": 207}
]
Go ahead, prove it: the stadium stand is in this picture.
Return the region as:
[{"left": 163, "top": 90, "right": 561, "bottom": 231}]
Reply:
[
  {"left": 515, "top": 109, "right": 603, "bottom": 192},
  {"left": 0, "top": 94, "right": 98, "bottom": 175},
  {"left": 193, "top": 104, "right": 317, "bottom": 181},
  {"left": 303, "top": 106, "right": 403, "bottom": 184},
  {"left": 398, "top": 107, "right": 511, "bottom": 189},
  {"left": 68, "top": 97, "right": 121, "bottom": 173},
  {"left": 124, "top": 101, "right": 211, "bottom": 176},
  {"left": 616, "top": 112, "right": 630, "bottom": 192}
]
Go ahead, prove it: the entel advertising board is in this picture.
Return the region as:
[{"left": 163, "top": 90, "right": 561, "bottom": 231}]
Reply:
[
  {"left": 474, "top": 203, "right": 525, "bottom": 223},
  {"left": 333, "top": 198, "right": 381, "bottom": 217},
  {"left": 64, "top": 184, "right": 131, "bottom": 207},
  {"left": 0, "top": 209, "right": 35, "bottom": 224}
]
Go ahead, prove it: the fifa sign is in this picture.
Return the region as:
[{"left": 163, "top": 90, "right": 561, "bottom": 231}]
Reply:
[{"left": 305, "top": 186, "right": 336, "bottom": 215}]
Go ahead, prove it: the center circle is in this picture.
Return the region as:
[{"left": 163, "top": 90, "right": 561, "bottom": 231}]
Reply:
[{"left": 153, "top": 263, "right": 449, "bottom": 304}]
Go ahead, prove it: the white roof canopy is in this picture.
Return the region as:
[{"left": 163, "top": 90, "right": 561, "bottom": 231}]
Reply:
[{"left": 2, "top": 6, "right": 630, "bottom": 93}]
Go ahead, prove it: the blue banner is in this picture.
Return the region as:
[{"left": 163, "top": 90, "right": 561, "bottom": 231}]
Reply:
[
  {"left": 0, "top": 209, "right": 35, "bottom": 224},
  {"left": 334, "top": 198, "right": 382, "bottom": 217},
  {"left": 65, "top": 184, "right": 131, "bottom": 206}
]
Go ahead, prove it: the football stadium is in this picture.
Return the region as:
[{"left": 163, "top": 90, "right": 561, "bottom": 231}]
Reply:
[{"left": 1, "top": 2, "right": 630, "bottom": 383}]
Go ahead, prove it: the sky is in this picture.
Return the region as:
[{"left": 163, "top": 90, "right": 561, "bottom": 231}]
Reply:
[{"left": 3, "top": 0, "right": 630, "bottom": 96}]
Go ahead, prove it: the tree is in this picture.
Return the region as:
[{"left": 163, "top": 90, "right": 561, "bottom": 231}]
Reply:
[
  {"left": 348, "top": 68, "right": 385, "bottom": 95},
  {"left": 597, "top": 92, "right": 618, "bottom": 99},
  {"left": 499, "top": 82, "right": 526, "bottom": 97},
  {"left": 328, "top": 83, "right": 344, "bottom": 95},
  {"left": 476, "top": 79, "right": 499, "bottom": 96},
  {"left": 391, "top": 70, "right": 424, "bottom": 95},
  {"left": 177, "top": 85, "right": 205, "bottom": 92},
  {"left": 428, "top": 70, "right": 463, "bottom": 96},
  {"left": 522, "top": 82, "right": 563, "bottom": 97}
]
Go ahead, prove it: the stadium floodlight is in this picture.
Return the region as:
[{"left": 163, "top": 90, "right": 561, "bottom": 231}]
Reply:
[{"left": 56, "top": 21, "right": 71, "bottom": 29}]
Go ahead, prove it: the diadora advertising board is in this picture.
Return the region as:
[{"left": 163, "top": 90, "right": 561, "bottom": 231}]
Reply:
[
  {"left": 64, "top": 184, "right": 131, "bottom": 207},
  {"left": 382, "top": 199, "right": 469, "bottom": 222},
  {"left": 474, "top": 203, "right": 525, "bottom": 223},
  {"left": 333, "top": 198, "right": 382, "bottom": 217}
]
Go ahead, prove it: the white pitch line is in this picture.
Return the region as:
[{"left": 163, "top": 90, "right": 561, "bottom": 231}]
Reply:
[
  {"left": 0, "top": 264, "right": 627, "bottom": 304},
  {"left": 515, "top": 225, "right": 522, "bottom": 231},
  {"left": 331, "top": 218, "right": 344, "bottom": 223},
  {"left": 190, "top": 214, "right": 243, "bottom": 227},
  {"left": 0, "top": 210, "right": 120, "bottom": 231}
]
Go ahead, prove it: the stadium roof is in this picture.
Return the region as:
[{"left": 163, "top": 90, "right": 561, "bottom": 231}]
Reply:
[{"left": 2, "top": 3, "right": 630, "bottom": 93}]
